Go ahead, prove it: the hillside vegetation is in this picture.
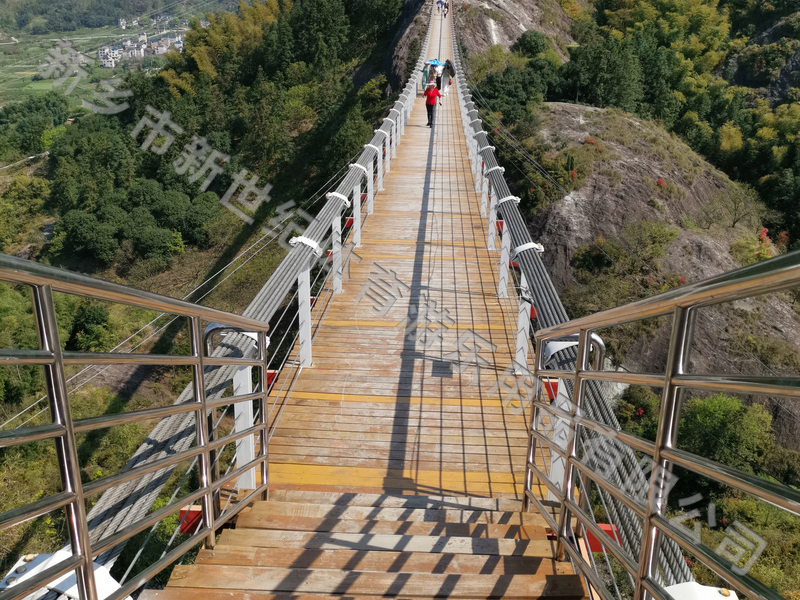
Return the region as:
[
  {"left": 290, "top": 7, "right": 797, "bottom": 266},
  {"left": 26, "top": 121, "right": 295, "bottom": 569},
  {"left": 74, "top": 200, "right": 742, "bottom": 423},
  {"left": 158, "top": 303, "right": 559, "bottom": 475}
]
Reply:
[
  {"left": 0, "top": 0, "right": 233, "bottom": 33},
  {"left": 0, "top": 0, "right": 426, "bottom": 578},
  {"left": 460, "top": 0, "right": 800, "bottom": 250}
]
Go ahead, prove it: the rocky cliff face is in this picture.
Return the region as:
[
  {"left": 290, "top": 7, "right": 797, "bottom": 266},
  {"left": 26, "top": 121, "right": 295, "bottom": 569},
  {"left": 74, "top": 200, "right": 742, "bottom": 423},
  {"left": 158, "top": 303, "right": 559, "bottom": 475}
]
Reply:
[
  {"left": 527, "top": 103, "right": 800, "bottom": 449},
  {"left": 386, "top": 0, "right": 429, "bottom": 94},
  {"left": 456, "top": 0, "right": 583, "bottom": 60}
]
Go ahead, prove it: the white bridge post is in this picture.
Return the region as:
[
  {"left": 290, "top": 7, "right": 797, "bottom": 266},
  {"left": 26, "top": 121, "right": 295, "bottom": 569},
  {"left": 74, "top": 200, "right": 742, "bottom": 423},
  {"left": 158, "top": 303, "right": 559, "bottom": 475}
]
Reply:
[
  {"left": 232, "top": 366, "right": 256, "bottom": 489},
  {"left": 332, "top": 212, "right": 343, "bottom": 294},
  {"left": 297, "top": 259, "right": 312, "bottom": 367},
  {"left": 498, "top": 222, "right": 511, "bottom": 298},
  {"left": 488, "top": 193, "right": 497, "bottom": 250},
  {"left": 515, "top": 274, "right": 531, "bottom": 373},
  {"left": 353, "top": 179, "right": 362, "bottom": 248}
]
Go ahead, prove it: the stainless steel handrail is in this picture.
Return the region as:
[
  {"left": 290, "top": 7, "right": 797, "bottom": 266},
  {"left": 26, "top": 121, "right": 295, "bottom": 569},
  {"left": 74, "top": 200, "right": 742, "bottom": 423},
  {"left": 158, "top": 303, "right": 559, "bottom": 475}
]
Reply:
[
  {"left": 527, "top": 249, "right": 800, "bottom": 600},
  {"left": 0, "top": 253, "right": 271, "bottom": 600}
]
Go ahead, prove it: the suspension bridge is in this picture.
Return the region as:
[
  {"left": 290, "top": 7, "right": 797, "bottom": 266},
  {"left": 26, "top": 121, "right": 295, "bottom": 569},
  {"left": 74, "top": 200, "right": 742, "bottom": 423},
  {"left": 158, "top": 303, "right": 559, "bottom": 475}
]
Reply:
[{"left": 2, "top": 4, "right": 799, "bottom": 600}]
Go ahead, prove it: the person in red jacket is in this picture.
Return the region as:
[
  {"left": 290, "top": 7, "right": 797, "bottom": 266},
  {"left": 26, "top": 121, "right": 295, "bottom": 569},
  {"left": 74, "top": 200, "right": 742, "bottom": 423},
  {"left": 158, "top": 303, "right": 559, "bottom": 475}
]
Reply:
[{"left": 424, "top": 81, "right": 441, "bottom": 127}]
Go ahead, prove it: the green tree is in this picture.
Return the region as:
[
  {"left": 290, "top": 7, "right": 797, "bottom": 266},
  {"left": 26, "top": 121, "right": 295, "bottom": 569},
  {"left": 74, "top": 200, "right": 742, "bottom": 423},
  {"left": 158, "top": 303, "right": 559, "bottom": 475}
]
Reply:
[
  {"left": 184, "top": 191, "right": 222, "bottom": 246},
  {"left": 125, "top": 179, "right": 165, "bottom": 212},
  {"left": 67, "top": 303, "right": 113, "bottom": 352},
  {"left": 96, "top": 204, "right": 131, "bottom": 240},
  {"left": 47, "top": 116, "right": 135, "bottom": 214},
  {"left": 152, "top": 190, "right": 191, "bottom": 231},
  {"left": 562, "top": 35, "right": 643, "bottom": 111},
  {"left": 56, "top": 210, "right": 119, "bottom": 265},
  {"left": 17, "top": 115, "right": 53, "bottom": 154},
  {"left": 131, "top": 226, "right": 180, "bottom": 265},
  {"left": 344, "top": 0, "right": 402, "bottom": 44},
  {"left": 291, "top": 0, "right": 349, "bottom": 64},
  {"left": 512, "top": 30, "right": 546, "bottom": 57},
  {"left": 676, "top": 394, "right": 774, "bottom": 498},
  {"left": 324, "top": 102, "right": 371, "bottom": 169},
  {"left": 41, "top": 125, "right": 67, "bottom": 151},
  {"left": 0, "top": 176, "right": 49, "bottom": 251},
  {"left": 259, "top": 16, "right": 295, "bottom": 78}
]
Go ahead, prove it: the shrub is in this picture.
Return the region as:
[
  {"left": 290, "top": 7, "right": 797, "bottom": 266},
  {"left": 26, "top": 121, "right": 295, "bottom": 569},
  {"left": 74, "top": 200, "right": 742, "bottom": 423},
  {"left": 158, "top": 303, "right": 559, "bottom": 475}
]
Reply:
[
  {"left": 737, "top": 333, "right": 800, "bottom": 370},
  {"left": 599, "top": 168, "right": 623, "bottom": 187},
  {"left": 731, "top": 232, "right": 772, "bottom": 265},
  {"left": 615, "top": 385, "right": 660, "bottom": 441},
  {"left": 648, "top": 197, "right": 665, "bottom": 213}
]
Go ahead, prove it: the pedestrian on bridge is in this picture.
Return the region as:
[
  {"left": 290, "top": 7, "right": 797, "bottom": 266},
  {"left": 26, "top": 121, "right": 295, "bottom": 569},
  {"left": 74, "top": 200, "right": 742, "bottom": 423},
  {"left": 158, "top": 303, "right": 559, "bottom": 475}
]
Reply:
[
  {"left": 424, "top": 81, "right": 441, "bottom": 127},
  {"left": 421, "top": 64, "right": 429, "bottom": 93},
  {"left": 442, "top": 59, "right": 454, "bottom": 98},
  {"left": 434, "top": 63, "right": 443, "bottom": 90}
]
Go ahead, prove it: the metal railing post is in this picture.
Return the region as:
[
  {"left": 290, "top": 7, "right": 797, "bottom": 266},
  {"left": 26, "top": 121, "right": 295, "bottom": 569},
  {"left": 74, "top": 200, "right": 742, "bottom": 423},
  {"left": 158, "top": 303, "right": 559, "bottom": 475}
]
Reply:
[
  {"left": 390, "top": 107, "right": 402, "bottom": 138},
  {"left": 373, "top": 131, "right": 389, "bottom": 175},
  {"left": 471, "top": 134, "right": 479, "bottom": 179},
  {"left": 332, "top": 211, "right": 343, "bottom": 294},
  {"left": 526, "top": 336, "right": 549, "bottom": 511},
  {"left": 555, "top": 328, "right": 590, "bottom": 562},
  {"left": 33, "top": 285, "right": 99, "bottom": 600},
  {"left": 232, "top": 365, "right": 256, "bottom": 490},
  {"left": 383, "top": 131, "right": 392, "bottom": 173},
  {"left": 366, "top": 160, "right": 374, "bottom": 214},
  {"left": 365, "top": 144, "right": 383, "bottom": 191},
  {"left": 353, "top": 179, "right": 362, "bottom": 248},
  {"left": 350, "top": 163, "right": 371, "bottom": 215},
  {"left": 189, "top": 316, "right": 217, "bottom": 550},
  {"left": 297, "top": 259, "right": 313, "bottom": 367},
  {"left": 257, "top": 330, "right": 269, "bottom": 501},
  {"left": 481, "top": 174, "right": 489, "bottom": 217},
  {"left": 488, "top": 191, "right": 497, "bottom": 250},
  {"left": 635, "top": 307, "right": 696, "bottom": 600},
  {"left": 475, "top": 152, "right": 483, "bottom": 193},
  {"left": 515, "top": 274, "right": 532, "bottom": 372},
  {"left": 498, "top": 220, "right": 511, "bottom": 298}
]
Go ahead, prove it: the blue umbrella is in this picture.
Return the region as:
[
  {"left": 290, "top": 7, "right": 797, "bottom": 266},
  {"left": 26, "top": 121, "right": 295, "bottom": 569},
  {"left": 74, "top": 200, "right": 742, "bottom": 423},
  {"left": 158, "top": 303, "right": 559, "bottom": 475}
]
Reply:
[{"left": 426, "top": 59, "right": 445, "bottom": 66}]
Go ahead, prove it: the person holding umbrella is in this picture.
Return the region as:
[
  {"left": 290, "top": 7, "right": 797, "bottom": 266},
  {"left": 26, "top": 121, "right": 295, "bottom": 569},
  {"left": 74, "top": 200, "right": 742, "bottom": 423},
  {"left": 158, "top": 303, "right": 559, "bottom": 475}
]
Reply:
[
  {"left": 424, "top": 80, "right": 441, "bottom": 127},
  {"left": 421, "top": 63, "right": 429, "bottom": 94},
  {"left": 442, "top": 59, "right": 455, "bottom": 98}
]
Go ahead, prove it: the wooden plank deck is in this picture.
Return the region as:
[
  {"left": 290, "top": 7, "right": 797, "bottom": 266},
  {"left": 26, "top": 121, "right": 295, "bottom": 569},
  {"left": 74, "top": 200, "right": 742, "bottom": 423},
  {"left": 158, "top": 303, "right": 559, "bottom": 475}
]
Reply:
[
  {"left": 264, "top": 14, "right": 542, "bottom": 501},
  {"left": 145, "top": 15, "right": 588, "bottom": 600}
]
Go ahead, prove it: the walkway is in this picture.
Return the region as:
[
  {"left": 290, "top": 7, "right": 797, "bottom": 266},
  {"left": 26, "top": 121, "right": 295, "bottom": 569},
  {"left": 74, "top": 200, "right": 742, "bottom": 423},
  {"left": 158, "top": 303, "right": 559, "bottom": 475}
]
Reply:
[
  {"left": 266, "top": 8, "right": 536, "bottom": 501},
  {"left": 143, "top": 11, "right": 582, "bottom": 600}
]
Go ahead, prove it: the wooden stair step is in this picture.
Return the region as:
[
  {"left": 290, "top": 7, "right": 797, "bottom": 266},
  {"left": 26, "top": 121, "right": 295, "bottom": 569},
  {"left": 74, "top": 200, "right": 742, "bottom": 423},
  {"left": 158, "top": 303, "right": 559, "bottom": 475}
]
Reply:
[
  {"left": 267, "top": 490, "right": 524, "bottom": 511},
  {"left": 217, "top": 529, "right": 555, "bottom": 556},
  {"left": 195, "top": 547, "right": 574, "bottom": 575},
  {"left": 165, "top": 565, "right": 586, "bottom": 598},
  {"left": 247, "top": 501, "right": 545, "bottom": 525},
  {"left": 141, "top": 591, "right": 391, "bottom": 600},
  {"left": 236, "top": 514, "right": 541, "bottom": 538}
]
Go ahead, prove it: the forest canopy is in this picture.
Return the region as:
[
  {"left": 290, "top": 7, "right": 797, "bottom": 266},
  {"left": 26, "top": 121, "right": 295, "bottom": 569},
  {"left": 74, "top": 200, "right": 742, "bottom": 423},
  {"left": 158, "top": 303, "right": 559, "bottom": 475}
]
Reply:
[{"left": 471, "top": 6, "right": 800, "bottom": 250}]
